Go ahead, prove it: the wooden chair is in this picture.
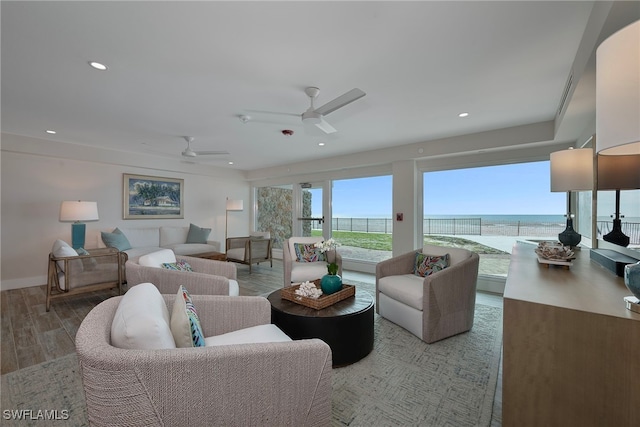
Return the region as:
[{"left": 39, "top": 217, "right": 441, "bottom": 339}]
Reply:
[
  {"left": 47, "top": 246, "right": 126, "bottom": 311},
  {"left": 226, "top": 232, "right": 273, "bottom": 273}
]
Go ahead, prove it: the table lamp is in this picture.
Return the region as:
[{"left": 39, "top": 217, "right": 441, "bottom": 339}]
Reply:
[
  {"left": 596, "top": 154, "right": 640, "bottom": 247},
  {"left": 550, "top": 147, "right": 593, "bottom": 247},
  {"left": 59, "top": 201, "right": 99, "bottom": 249},
  {"left": 225, "top": 198, "right": 244, "bottom": 247},
  {"left": 596, "top": 19, "right": 640, "bottom": 247}
]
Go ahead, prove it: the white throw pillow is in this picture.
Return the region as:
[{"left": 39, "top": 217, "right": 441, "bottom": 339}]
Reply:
[
  {"left": 51, "top": 239, "right": 80, "bottom": 272},
  {"left": 138, "top": 249, "right": 177, "bottom": 268},
  {"left": 111, "top": 282, "right": 176, "bottom": 349}
]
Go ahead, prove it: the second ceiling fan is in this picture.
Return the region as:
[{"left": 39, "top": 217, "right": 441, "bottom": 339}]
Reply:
[
  {"left": 181, "top": 136, "right": 229, "bottom": 158},
  {"left": 300, "top": 87, "right": 366, "bottom": 134}
]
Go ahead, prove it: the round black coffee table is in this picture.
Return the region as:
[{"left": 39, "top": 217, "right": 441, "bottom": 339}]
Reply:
[{"left": 268, "top": 288, "right": 374, "bottom": 367}]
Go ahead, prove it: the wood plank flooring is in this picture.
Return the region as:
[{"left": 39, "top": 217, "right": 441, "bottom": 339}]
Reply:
[{"left": 1, "top": 259, "right": 503, "bottom": 426}]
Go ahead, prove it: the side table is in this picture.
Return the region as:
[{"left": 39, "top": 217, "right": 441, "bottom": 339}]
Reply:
[
  {"left": 190, "top": 251, "right": 227, "bottom": 261},
  {"left": 268, "top": 288, "right": 374, "bottom": 367}
]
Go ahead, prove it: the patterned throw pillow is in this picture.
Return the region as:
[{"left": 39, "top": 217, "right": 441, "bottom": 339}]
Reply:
[
  {"left": 170, "top": 286, "right": 205, "bottom": 348},
  {"left": 293, "top": 243, "right": 325, "bottom": 263},
  {"left": 161, "top": 260, "right": 194, "bottom": 271},
  {"left": 414, "top": 253, "right": 450, "bottom": 277}
]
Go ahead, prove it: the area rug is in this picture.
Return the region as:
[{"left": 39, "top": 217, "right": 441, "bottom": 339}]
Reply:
[{"left": 1, "top": 285, "right": 502, "bottom": 427}]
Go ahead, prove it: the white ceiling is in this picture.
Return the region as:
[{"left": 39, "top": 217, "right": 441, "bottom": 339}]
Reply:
[{"left": 0, "top": 1, "right": 625, "bottom": 172}]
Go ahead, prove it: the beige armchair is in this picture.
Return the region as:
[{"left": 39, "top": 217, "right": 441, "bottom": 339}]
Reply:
[
  {"left": 75, "top": 294, "right": 332, "bottom": 427},
  {"left": 125, "top": 249, "right": 239, "bottom": 296},
  {"left": 283, "top": 237, "right": 342, "bottom": 287},
  {"left": 226, "top": 231, "right": 273, "bottom": 273},
  {"left": 47, "top": 243, "right": 126, "bottom": 311},
  {"left": 376, "top": 244, "right": 480, "bottom": 343}
]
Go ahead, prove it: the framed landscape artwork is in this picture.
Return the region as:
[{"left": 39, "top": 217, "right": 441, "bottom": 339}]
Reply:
[{"left": 123, "top": 174, "right": 184, "bottom": 219}]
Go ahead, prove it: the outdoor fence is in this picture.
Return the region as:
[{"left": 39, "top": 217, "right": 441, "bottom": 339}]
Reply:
[{"left": 311, "top": 217, "right": 640, "bottom": 245}]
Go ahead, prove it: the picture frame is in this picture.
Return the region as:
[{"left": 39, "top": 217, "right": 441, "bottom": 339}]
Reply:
[{"left": 123, "top": 173, "right": 184, "bottom": 219}]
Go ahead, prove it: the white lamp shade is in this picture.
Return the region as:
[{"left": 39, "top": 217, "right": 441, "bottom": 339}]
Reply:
[
  {"left": 59, "top": 201, "right": 99, "bottom": 222},
  {"left": 550, "top": 148, "right": 594, "bottom": 192},
  {"left": 226, "top": 199, "right": 244, "bottom": 211},
  {"left": 596, "top": 20, "right": 640, "bottom": 155},
  {"left": 597, "top": 154, "right": 640, "bottom": 190}
]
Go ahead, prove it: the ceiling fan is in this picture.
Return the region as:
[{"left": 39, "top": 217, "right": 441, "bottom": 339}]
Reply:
[
  {"left": 181, "top": 136, "right": 229, "bottom": 158},
  {"left": 300, "top": 87, "right": 366, "bottom": 134}
]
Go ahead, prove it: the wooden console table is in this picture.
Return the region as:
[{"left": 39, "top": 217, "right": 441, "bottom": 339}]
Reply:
[{"left": 503, "top": 242, "right": 640, "bottom": 426}]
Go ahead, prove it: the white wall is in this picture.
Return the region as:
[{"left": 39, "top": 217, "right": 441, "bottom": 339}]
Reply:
[{"left": 1, "top": 134, "right": 250, "bottom": 290}]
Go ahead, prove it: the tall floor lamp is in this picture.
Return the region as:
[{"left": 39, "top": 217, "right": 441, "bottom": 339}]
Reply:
[
  {"left": 225, "top": 198, "right": 244, "bottom": 251},
  {"left": 550, "top": 147, "right": 594, "bottom": 247},
  {"left": 59, "top": 201, "right": 99, "bottom": 249},
  {"left": 596, "top": 19, "right": 640, "bottom": 247}
]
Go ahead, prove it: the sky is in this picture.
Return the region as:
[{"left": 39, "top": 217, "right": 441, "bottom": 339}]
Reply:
[{"left": 315, "top": 161, "right": 568, "bottom": 217}]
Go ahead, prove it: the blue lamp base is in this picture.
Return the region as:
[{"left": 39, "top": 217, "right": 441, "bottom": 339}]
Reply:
[{"left": 71, "top": 223, "right": 86, "bottom": 249}]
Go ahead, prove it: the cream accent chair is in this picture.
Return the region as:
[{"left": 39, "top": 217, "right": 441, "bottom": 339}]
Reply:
[
  {"left": 126, "top": 249, "right": 239, "bottom": 296},
  {"left": 376, "top": 244, "right": 480, "bottom": 343},
  {"left": 226, "top": 231, "right": 273, "bottom": 273},
  {"left": 283, "top": 237, "right": 342, "bottom": 287},
  {"left": 75, "top": 293, "right": 332, "bottom": 427}
]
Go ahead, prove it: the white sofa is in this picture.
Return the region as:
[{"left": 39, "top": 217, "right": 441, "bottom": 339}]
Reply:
[{"left": 99, "top": 226, "right": 220, "bottom": 262}]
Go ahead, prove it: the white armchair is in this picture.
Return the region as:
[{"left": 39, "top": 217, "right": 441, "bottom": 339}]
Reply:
[
  {"left": 283, "top": 237, "right": 342, "bottom": 287},
  {"left": 126, "top": 249, "right": 239, "bottom": 296},
  {"left": 76, "top": 289, "right": 333, "bottom": 426},
  {"left": 376, "top": 244, "right": 479, "bottom": 343}
]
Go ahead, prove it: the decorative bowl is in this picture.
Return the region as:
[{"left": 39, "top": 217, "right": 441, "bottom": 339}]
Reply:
[{"left": 535, "top": 242, "right": 575, "bottom": 261}]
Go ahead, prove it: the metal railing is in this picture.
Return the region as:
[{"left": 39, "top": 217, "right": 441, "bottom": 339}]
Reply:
[
  {"left": 309, "top": 217, "right": 640, "bottom": 244},
  {"left": 597, "top": 220, "right": 640, "bottom": 245}
]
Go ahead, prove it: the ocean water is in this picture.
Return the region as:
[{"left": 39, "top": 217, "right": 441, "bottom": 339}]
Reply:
[{"left": 424, "top": 214, "right": 566, "bottom": 224}]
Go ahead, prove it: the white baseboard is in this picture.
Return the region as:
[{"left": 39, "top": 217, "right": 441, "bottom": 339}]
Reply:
[
  {"left": 342, "top": 259, "right": 377, "bottom": 274},
  {"left": 1, "top": 275, "right": 46, "bottom": 291},
  {"left": 476, "top": 274, "right": 506, "bottom": 294}
]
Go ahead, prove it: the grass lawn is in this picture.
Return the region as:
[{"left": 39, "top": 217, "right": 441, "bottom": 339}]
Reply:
[{"left": 311, "top": 230, "right": 507, "bottom": 254}]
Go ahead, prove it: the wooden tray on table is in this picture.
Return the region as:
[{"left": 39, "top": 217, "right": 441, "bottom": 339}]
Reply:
[{"left": 281, "top": 280, "right": 355, "bottom": 310}]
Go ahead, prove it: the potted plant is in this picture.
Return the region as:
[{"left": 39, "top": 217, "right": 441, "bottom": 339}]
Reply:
[{"left": 314, "top": 238, "right": 342, "bottom": 295}]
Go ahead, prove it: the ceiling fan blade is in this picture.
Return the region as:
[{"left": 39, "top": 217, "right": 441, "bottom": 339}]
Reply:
[
  {"left": 194, "top": 150, "right": 230, "bottom": 156},
  {"left": 315, "top": 118, "right": 337, "bottom": 134},
  {"left": 314, "top": 88, "right": 366, "bottom": 116}
]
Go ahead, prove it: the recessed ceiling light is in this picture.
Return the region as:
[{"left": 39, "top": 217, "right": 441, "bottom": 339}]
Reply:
[
  {"left": 228, "top": 161, "right": 234, "bottom": 165},
  {"left": 458, "top": 112, "right": 469, "bottom": 118},
  {"left": 318, "top": 142, "right": 325, "bottom": 146},
  {"left": 45, "top": 130, "right": 56, "bottom": 134},
  {"left": 89, "top": 61, "right": 108, "bottom": 71}
]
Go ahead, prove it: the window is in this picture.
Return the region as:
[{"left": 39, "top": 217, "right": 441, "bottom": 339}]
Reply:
[
  {"left": 423, "top": 161, "right": 565, "bottom": 277},
  {"left": 330, "top": 176, "right": 393, "bottom": 263}
]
